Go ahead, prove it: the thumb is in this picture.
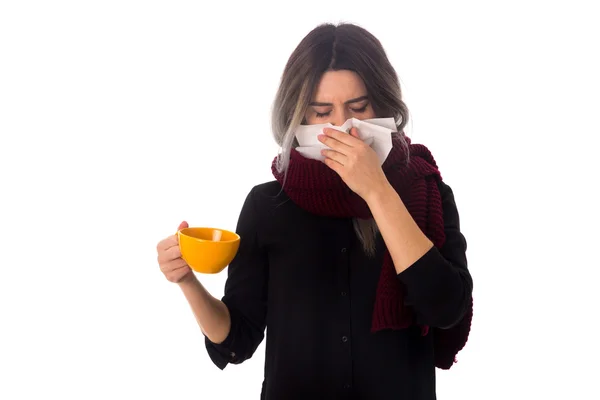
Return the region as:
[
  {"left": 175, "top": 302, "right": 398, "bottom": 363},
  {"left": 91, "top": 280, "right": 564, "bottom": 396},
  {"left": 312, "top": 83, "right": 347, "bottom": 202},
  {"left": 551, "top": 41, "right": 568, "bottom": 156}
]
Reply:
[
  {"left": 350, "top": 127, "right": 361, "bottom": 139},
  {"left": 178, "top": 221, "right": 189, "bottom": 231}
]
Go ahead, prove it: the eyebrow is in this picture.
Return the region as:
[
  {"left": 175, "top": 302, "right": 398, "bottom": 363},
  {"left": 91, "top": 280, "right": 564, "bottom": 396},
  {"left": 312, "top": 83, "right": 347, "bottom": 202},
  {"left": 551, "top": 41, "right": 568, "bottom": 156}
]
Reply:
[{"left": 309, "top": 95, "right": 369, "bottom": 107}]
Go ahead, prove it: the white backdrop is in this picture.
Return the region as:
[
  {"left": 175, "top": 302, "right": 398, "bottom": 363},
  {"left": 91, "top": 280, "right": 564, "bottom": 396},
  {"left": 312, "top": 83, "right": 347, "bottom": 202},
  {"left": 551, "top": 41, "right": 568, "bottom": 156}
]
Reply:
[{"left": 1, "top": 1, "right": 598, "bottom": 399}]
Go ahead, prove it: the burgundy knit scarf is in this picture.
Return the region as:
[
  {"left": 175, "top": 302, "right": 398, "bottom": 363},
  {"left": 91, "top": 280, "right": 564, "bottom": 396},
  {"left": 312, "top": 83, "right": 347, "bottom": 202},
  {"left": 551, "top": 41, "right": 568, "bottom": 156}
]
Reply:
[{"left": 271, "top": 135, "right": 472, "bottom": 369}]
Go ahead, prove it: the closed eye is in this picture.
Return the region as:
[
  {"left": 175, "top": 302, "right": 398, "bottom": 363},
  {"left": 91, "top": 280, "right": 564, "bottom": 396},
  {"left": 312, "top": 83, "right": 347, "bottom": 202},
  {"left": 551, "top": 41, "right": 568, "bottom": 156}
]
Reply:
[
  {"left": 351, "top": 105, "right": 368, "bottom": 113},
  {"left": 314, "top": 103, "right": 369, "bottom": 118}
]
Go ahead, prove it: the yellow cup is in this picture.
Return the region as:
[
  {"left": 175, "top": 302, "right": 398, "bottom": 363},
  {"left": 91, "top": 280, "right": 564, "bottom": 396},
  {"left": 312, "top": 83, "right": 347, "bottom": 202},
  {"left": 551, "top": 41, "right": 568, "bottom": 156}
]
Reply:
[{"left": 177, "top": 227, "right": 240, "bottom": 274}]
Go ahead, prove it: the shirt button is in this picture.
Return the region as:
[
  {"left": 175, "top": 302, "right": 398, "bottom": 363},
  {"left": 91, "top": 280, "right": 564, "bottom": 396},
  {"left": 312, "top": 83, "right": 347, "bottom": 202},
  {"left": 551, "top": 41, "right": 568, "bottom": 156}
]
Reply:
[
  {"left": 341, "top": 247, "right": 347, "bottom": 253},
  {"left": 342, "top": 335, "right": 348, "bottom": 343}
]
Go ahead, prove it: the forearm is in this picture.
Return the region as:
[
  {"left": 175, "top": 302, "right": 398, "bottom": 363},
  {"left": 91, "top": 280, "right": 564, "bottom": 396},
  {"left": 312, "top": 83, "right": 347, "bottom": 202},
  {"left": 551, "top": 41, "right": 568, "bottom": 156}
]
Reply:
[
  {"left": 366, "top": 182, "right": 433, "bottom": 274},
  {"left": 177, "top": 274, "right": 231, "bottom": 344}
]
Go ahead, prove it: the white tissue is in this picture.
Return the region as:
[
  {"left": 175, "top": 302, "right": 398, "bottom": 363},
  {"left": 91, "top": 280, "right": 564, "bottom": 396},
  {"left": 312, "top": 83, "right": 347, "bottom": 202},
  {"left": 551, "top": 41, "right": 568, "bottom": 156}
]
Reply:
[{"left": 294, "top": 117, "right": 397, "bottom": 165}]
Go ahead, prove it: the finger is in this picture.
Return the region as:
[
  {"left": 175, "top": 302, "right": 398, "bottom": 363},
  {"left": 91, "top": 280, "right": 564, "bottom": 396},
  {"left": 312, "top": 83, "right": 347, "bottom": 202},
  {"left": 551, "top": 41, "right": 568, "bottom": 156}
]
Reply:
[
  {"left": 350, "top": 127, "right": 361, "bottom": 139},
  {"left": 156, "top": 236, "right": 177, "bottom": 252},
  {"left": 164, "top": 260, "right": 189, "bottom": 273},
  {"left": 175, "top": 221, "right": 189, "bottom": 244},
  {"left": 178, "top": 221, "right": 189, "bottom": 231},
  {"left": 318, "top": 133, "right": 352, "bottom": 154},
  {"left": 167, "top": 266, "right": 192, "bottom": 283},
  {"left": 161, "top": 257, "right": 188, "bottom": 272},
  {"left": 323, "top": 127, "right": 362, "bottom": 147},
  {"left": 165, "top": 244, "right": 182, "bottom": 260},
  {"left": 323, "top": 156, "right": 344, "bottom": 175},
  {"left": 321, "top": 149, "right": 346, "bottom": 165},
  {"left": 159, "top": 221, "right": 189, "bottom": 252},
  {"left": 158, "top": 245, "right": 182, "bottom": 263}
]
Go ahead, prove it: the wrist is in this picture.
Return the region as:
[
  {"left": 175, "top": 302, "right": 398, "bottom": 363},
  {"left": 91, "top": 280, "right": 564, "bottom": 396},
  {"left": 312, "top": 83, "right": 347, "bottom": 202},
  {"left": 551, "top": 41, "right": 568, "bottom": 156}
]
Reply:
[
  {"left": 177, "top": 270, "right": 198, "bottom": 286},
  {"left": 365, "top": 180, "right": 397, "bottom": 207}
]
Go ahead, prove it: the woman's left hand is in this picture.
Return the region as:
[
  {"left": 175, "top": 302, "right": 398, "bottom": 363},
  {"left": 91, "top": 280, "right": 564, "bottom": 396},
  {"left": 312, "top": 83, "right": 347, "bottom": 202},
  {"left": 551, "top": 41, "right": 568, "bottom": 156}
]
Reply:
[{"left": 318, "top": 127, "right": 390, "bottom": 202}]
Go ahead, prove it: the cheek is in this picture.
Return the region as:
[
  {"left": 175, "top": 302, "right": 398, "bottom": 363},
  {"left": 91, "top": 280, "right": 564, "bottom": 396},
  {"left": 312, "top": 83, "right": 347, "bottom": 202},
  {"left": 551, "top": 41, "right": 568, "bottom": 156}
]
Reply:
[{"left": 304, "top": 111, "right": 318, "bottom": 125}]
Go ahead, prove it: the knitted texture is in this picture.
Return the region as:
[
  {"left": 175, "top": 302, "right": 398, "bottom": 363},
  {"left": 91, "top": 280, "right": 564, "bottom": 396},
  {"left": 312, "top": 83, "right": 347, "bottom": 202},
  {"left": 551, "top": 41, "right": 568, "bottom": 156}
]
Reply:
[{"left": 271, "top": 135, "right": 472, "bottom": 370}]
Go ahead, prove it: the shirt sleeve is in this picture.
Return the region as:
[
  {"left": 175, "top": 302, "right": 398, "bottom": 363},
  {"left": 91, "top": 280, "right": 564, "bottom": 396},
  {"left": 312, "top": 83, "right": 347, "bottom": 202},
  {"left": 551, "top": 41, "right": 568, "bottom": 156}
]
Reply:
[
  {"left": 204, "top": 186, "right": 269, "bottom": 369},
  {"left": 397, "top": 181, "right": 473, "bottom": 329}
]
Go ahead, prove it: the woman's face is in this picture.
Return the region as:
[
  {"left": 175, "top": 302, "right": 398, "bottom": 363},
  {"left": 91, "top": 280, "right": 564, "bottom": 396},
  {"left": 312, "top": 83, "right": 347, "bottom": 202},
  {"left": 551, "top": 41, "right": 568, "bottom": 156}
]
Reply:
[{"left": 304, "top": 70, "right": 376, "bottom": 126}]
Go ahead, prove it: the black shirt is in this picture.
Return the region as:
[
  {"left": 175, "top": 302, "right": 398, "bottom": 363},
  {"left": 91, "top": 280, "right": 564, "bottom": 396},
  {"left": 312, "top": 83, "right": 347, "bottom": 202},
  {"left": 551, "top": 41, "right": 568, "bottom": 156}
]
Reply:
[{"left": 205, "top": 180, "right": 472, "bottom": 399}]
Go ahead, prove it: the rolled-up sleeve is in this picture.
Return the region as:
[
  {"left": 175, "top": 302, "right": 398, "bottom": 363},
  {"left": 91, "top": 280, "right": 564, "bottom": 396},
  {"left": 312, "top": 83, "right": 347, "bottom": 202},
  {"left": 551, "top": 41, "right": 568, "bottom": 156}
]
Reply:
[
  {"left": 397, "top": 181, "right": 472, "bottom": 329},
  {"left": 205, "top": 186, "right": 269, "bottom": 369}
]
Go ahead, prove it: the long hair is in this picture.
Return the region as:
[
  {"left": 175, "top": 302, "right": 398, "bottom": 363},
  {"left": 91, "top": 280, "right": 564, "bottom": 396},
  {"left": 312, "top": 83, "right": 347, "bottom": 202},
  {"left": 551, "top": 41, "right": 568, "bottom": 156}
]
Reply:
[{"left": 271, "top": 23, "right": 410, "bottom": 255}]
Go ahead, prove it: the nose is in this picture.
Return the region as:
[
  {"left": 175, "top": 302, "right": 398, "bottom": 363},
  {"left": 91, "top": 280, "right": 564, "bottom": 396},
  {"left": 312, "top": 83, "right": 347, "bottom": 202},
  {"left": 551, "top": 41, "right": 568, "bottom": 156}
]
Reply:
[{"left": 331, "top": 108, "right": 351, "bottom": 127}]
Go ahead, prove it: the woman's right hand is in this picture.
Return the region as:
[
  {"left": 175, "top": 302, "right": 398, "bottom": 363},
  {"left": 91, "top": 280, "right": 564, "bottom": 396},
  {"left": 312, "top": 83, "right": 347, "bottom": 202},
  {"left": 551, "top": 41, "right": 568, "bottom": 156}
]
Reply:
[{"left": 156, "top": 221, "right": 195, "bottom": 283}]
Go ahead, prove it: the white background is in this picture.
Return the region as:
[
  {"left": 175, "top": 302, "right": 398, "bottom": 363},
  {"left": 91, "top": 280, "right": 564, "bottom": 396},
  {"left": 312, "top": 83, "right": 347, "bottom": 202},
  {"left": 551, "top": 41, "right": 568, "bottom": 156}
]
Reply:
[{"left": 1, "top": 1, "right": 599, "bottom": 399}]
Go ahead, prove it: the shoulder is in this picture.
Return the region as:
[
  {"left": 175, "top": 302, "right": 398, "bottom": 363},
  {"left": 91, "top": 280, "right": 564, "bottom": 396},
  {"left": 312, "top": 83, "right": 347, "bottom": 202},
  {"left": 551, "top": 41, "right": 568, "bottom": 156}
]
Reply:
[
  {"left": 243, "top": 180, "right": 289, "bottom": 215},
  {"left": 251, "top": 180, "right": 284, "bottom": 197},
  {"left": 247, "top": 180, "right": 285, "bottom": 203},
  {"left": 437, "top": 179, "right": 454, "bottom": 200}
]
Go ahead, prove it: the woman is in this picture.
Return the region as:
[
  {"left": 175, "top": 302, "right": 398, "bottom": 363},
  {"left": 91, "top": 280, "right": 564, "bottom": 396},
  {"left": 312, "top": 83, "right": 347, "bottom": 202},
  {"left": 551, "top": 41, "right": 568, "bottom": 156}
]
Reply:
[{"left": 156, "top": 22, "right": 473, "bottom": 399}]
